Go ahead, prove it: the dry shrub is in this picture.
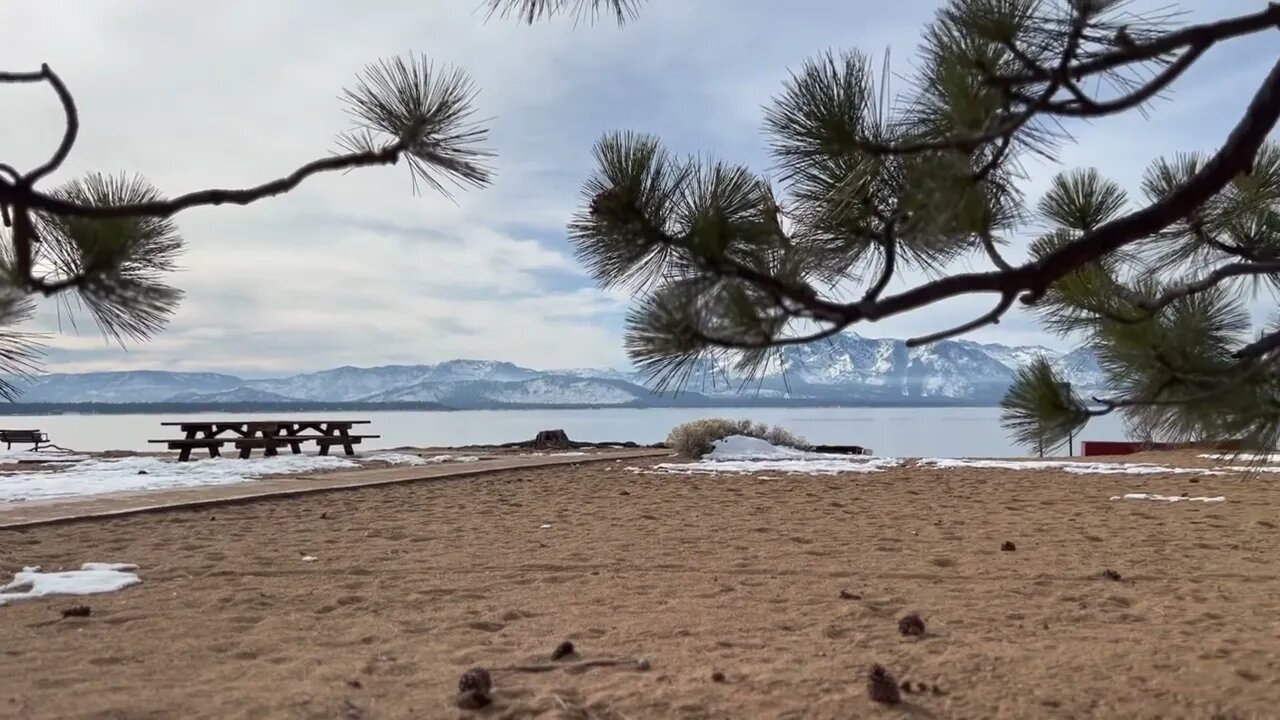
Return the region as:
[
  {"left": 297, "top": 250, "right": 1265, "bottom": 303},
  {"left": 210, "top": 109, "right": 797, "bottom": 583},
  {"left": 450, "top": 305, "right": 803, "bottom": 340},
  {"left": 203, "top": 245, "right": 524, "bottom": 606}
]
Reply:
[{"left": 665, "top": 417, "right": 811, "bottom": 458}]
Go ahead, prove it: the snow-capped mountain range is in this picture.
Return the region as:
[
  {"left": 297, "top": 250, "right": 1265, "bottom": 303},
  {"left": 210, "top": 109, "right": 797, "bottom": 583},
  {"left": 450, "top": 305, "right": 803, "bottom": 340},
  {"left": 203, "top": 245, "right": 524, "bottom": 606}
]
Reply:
[{"left": 7, "top": 333, "right": 1105, "bottom": 408}]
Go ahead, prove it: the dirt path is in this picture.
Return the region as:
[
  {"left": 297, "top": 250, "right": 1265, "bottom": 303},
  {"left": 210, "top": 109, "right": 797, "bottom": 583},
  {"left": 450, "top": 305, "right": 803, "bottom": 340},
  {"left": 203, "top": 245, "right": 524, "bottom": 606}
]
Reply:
[{"left": 0, "top": 448, "right": 671, "bottom": 529}]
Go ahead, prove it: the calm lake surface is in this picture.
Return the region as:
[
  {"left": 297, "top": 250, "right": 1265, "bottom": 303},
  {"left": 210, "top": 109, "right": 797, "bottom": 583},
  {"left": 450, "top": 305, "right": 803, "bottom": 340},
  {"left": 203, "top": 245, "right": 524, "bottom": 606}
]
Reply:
[{"left": 7, "top": 406, "right": 1129, "bottom": 458}]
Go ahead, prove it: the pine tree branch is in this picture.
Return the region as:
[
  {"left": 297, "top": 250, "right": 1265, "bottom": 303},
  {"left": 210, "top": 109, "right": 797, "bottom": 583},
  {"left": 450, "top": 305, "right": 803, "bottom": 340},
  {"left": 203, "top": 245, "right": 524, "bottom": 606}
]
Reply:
[
  {"left": 23, "top": 64, "right": 78, "bottom": 185},
  {"left": 1001, "top": 4, "right": 1280, "bottom": 85},
  {"left": 791, "top": 55, "right": 1280, "bottom": 344},
  {"left": 1041, "top": 44, "right": 1206, "bottom": 117},
  {"left": 861, "top": 226, "right": 897, "bottom": 304},
  {"left": 979, "top": 231, "right": 1013, "bottom": 271},
  {"left": 1011, "top": 55, "right": 1280, "bottom": 299},
  {"left": 484, "top": 0, "right": 642, "bottom": 25},
  {"left": 1088, "top": 352, "right": 1280, "bottom": 416},
  {"left": 905, "top": 290, "right": 1016, "bottom": 346},
  {"left": 1235, "top": 330, "right": 1280, "bottom": 361},
  {"left": 693, "top": 323, "right": 846, "bottom": 351},
  {"left": 1134, "top": 260, "right": 1280, "bottom": 317},
  {"left": 871, "top": 5, "right": 1280, "bottom": 157},
  {"left": 0, "top": 143, "right": 407, "bottom": 220}
]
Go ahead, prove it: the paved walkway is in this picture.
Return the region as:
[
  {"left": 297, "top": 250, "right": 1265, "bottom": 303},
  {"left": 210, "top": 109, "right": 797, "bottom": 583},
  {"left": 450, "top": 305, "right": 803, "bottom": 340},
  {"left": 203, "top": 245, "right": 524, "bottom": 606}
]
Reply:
[{"left": 0, "top": 449, "right": 670, "bottom": 529}]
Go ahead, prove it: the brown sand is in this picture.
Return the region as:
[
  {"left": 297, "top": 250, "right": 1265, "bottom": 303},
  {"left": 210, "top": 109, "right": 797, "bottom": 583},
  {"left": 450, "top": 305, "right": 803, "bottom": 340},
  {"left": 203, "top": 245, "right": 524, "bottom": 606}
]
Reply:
[{"left": 2, "top": 453, "right": 1279, "bottom": 719}]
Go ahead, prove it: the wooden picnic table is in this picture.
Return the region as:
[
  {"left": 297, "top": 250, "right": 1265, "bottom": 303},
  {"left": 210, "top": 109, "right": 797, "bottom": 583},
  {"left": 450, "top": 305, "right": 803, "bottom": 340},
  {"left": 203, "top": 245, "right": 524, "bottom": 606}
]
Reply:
[{"left": 149, "top": 420, "right": 378, "bottom": 461}]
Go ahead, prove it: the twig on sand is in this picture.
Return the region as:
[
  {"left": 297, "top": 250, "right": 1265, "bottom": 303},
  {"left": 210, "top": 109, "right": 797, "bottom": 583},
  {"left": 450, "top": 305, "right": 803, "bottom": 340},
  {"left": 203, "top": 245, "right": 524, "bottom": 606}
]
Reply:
[
  {"left": 490, "top": 657, "right": 651, "bottom": 675},
  {"left": 552, "top": 691, "right": 632, "bottom": 720}
]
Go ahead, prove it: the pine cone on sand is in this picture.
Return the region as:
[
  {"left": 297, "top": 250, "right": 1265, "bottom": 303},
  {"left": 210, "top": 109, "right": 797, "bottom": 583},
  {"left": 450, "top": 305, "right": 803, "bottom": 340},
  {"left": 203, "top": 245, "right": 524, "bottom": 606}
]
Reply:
[
  {"left": 898, "top": 612, "right": 926, "bottom": 637},
  {"left": 455, "top": 689, "right": 492, "bottom": 710},
  {"left": 458, "top": 667, "right": 492, "bottom": 694},
  {"left": 867, "top": 664, "right": 902, "bottom": 704}
]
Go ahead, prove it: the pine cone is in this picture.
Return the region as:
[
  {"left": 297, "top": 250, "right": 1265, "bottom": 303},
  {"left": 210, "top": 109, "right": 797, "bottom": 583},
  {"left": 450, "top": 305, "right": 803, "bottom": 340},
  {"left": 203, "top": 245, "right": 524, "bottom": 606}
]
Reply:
[
  {"left": 455, "top": 689, "right": 492, "bottom": 710},
  {"left": 1001, "top": 541, "right": 1016, "bottom": 552},
  {"left": 458, "top": 667, "right": 492, "bottom": 695},
  {"left": 867, "top": 664, "right": 902, "bottom": 705},
  {"left": 551, "top": 640, "right": 576, "bottom": 661},
  {"left": 898, "top": 612, "right": 926, "bottom": 637}
]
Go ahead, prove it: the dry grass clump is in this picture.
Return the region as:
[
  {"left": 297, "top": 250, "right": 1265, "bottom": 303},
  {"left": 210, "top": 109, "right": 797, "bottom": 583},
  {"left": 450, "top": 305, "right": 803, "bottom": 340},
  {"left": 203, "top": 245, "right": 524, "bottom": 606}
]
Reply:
[{"left": 665, "top": 418, "right": 811, "bottom": 458}]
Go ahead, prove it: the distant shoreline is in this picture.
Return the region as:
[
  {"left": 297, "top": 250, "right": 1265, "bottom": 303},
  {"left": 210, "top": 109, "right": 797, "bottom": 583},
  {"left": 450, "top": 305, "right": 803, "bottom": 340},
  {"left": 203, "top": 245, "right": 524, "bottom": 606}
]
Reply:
[{"left": 0, "top": 398, "right": 1006, "bottom": 416}]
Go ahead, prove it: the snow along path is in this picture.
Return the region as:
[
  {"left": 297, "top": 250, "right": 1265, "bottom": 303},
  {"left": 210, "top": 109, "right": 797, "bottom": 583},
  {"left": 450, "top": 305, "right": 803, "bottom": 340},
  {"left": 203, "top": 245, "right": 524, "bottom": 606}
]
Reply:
[
  {"left": 0, "top": 454, "right": 360, "bottom": 503},
  {"left": 916, "top": 458, "right": 1219, "bottom": 476},
  {"left": 0, "top": 448, "right": 673, "bottom": 529}
]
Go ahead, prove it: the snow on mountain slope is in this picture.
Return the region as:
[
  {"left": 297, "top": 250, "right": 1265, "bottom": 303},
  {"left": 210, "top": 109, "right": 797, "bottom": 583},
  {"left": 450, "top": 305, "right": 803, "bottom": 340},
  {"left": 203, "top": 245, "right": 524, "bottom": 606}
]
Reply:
[
  {"left": 13, "top": 334, "right": 1109, "bottom": 405},
  {"left": 360, "top": 376, "right": 647, "bottom": 406},
  {"left": 776, "top": 332, "right": 901, "bottom": 386},
  {"left": 246, "top": 365, "right": 435, "bottom": 402},
  {"left": 424, "top": 359, "right": 542, "bottom": 383},
  {"left": 473, "top": 377, "right": 640, "bottom": 405},
  {"left": 13, "top": 371, "right": 244, "bottom": 403},
  {"left": 961, "top": 340, "right": 1061, "bottom": 371},
  {"left": 166, "top": 387, "right": 305, "bottom": 403},
  {"left": 755, "top": 332, "right": 1016, "bottom": 399},
  {"left": 243, "top": 360, "right": 539, "bottom": 402},
  {"left": 906, "top": 341, "right": 1018, "bottom": 398},
  {"left": 354, "top": 382, "right": 449, "bottom": 403},
  {"left": 1051, "top": 346, "right": 1107, "bottom": 391},
  {"left": 552, "top": 368, "right": 636, "bottom": 382}
]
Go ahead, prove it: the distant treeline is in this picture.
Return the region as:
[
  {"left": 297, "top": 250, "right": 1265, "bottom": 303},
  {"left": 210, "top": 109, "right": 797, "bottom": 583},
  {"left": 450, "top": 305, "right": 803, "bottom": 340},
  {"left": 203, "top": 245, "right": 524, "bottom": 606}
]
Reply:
[{"left": 0, "top": 397, "right": 1000, "bottom": 415}]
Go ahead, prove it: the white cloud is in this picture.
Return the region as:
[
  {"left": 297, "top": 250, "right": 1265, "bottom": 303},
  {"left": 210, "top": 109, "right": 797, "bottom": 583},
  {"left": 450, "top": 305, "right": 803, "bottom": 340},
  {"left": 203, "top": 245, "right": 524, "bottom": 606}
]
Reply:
[{"left": 0, "top": 0, "right": 1274, "bottom": 375}]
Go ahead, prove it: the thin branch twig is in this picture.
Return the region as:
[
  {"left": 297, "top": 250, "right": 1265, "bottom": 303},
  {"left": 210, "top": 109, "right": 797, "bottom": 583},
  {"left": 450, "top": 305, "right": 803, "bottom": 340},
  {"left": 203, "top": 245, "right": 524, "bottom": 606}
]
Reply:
[
  {"left": 24, "top": 64, "right": 79, "bottom": 184},
  {"left": 0, "top": 143, "right": 408, "bottom": 219}
]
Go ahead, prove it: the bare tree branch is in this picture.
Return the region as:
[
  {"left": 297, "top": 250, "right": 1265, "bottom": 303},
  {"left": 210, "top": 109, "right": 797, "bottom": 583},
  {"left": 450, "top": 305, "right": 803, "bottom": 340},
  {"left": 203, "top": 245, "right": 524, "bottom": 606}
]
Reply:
[
  {"left": 905, "top": 290, "right": 1016, "bottom": 346},
  {"left": 24, "top": 64, "right": 78, "bottom": 184},
  {"left": 0, "top": 143, "right": 406, "bottom": 220},
  {"left": 1136, "top": 260, "right": 1280, "bottom": 316},
  {"left": 1042, "top": 44, "right": 1206, "bottom": 117},
  {"left": 1002, "top": 5, "right": 1280, "bottom": 84}
]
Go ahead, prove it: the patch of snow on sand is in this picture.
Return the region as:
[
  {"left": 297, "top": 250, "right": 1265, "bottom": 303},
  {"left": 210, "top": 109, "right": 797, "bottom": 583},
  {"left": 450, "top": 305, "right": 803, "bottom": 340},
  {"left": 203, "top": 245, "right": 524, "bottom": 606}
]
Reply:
[
  {"left": 421, "top": 454, "right": 480, "bottom": 464},
  {"left": 364, "top": 453, "right": 484, "bottom": 466},
  {"left": 0, "top": 448, "right": 90, "bottom": 465},
  {"left": 917, "top": 458, "right": 1216, "bottom": 475},
  {"left": 1199, "top": 453, "right": 1280, "bottom": 463},
  {"left": 707, "top": 435, "right": 814, "bottom": 460},
  {"left": 0, "top": 563, "right": 140, "bottom": 605},
  {"left": 648, "top": 435, "right": 901, "bottom": 475},
  {"left": 1110, "top": 493, "right": 1226, "bottom": 503},
  {"left": 0, "top": 454, "right": 357, "bottom": 502},
  {"left": 364, "top": 453, "right": 430, "bottom": 465}
]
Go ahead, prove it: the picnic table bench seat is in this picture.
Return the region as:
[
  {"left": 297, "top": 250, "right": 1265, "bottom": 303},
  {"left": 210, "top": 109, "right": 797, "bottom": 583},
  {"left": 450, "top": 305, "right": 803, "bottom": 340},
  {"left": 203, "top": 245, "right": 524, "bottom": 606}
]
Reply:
[
  {"left": 0, "top": 429, "right": 50, "bottom": 450},
  {"left": 229, "top": 434, "right": 380, "bottom": 458}
]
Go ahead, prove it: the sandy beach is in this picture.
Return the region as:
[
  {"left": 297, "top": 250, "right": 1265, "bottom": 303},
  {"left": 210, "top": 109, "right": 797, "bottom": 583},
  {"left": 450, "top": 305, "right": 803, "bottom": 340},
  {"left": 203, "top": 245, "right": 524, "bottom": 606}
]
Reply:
[{"left": 2, "top": 450, "right": 1279, "bottom": 719}]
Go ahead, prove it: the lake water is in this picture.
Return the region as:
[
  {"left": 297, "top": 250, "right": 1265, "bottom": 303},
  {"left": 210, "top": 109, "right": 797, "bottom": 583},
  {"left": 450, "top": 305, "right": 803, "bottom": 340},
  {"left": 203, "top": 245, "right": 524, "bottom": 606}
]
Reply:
[{"left": 6, "top": 406, "right": 1129, "bottom": 458}]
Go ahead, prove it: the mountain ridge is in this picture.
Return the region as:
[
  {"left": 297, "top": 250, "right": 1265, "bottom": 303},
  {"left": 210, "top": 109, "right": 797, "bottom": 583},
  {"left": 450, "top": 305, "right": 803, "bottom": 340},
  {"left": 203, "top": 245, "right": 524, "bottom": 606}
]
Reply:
[{"left": 10, "top": 333, "right": 1105, "bottom": 408}]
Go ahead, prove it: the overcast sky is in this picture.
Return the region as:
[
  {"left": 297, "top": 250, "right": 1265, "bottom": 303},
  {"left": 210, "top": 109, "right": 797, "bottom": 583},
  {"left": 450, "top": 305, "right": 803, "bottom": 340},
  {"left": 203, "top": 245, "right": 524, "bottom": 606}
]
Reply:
[{"left": 0, "top": 0, "right": 1274, "bottom": 376}]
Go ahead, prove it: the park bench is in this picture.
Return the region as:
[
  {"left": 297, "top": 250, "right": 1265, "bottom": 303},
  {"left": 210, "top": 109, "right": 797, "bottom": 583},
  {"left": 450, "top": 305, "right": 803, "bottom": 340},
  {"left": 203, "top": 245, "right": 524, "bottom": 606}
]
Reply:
[
  {"left": 148, "top": 420, "right": 378, "bottom": 461},
  {"left": 0, "top": 429, "right": 50, "bottom": 450}
]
